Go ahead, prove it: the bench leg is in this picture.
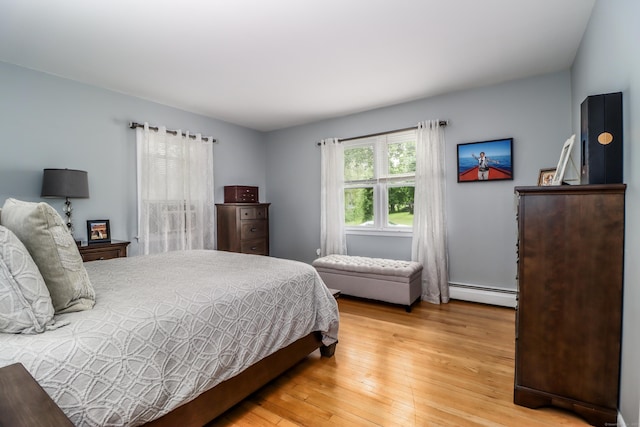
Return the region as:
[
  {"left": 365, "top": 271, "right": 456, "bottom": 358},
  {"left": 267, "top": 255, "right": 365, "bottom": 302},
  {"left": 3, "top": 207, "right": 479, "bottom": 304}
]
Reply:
[{"left": 405, "top": 296, "right": 422, "bottom": 313}]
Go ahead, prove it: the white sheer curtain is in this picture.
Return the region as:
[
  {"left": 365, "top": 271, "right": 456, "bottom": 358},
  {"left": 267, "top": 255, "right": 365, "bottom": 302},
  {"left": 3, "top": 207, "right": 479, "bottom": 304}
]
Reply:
[
  {"left": 320, "top": 138, "right": 347, "bottom": 256},
  {"left": 136, "top": 123, "right": 215, "bottom": 255},
  {"left": 412, "top": 120, "right": 449, "bottom": 303}
]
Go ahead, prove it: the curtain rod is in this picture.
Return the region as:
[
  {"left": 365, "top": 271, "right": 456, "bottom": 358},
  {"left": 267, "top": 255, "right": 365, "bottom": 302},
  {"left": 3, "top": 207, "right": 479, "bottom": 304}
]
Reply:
[
  {"left": 316, "top": 120, "right": 448, "bottom": 145},
  {"left": 129, "top": 122, "right": 217, "bottom": 143}
]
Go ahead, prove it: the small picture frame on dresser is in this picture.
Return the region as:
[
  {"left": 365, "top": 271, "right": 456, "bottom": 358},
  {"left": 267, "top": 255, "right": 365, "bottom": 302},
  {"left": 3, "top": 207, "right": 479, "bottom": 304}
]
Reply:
[
  {"left": 87, "top": 220, "right": 111, "bottom": 244},
  {"left": 537, "top": 168, "right": 556, "bottom": 186}
]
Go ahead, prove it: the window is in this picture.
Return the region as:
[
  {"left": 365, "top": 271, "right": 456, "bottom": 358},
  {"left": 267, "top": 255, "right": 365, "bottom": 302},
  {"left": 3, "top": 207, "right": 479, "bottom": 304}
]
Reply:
[
  {"left": 136, "top": 125, "right": 215, "bottom": 254},
  {"left": 145, "top": 200, "right": 199, "bottom": 235},
  {"left": 343, "top": 129, "right": 416, "bottom": 232}
]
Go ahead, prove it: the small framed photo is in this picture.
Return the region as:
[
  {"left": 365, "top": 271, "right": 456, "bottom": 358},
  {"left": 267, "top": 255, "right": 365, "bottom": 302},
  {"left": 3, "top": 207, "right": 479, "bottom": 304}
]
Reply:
[
  {"left": 538, "top": 168, "right": 557, "bottom": 186},
  {"left": 87, "top": 220, "right": 111, "bottom": 244},
  {"left": 457, "top": 138, "right": 513, "bottom": 182}
]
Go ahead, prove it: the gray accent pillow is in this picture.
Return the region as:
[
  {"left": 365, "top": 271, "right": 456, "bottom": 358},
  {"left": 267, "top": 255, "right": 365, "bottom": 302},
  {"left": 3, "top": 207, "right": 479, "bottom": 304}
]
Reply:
[
  {"left": 0, "top": 199, "right": 95, "bottom": 313},
  {"left": 0, "top": 225, "right": 56, "bottom": 333}
]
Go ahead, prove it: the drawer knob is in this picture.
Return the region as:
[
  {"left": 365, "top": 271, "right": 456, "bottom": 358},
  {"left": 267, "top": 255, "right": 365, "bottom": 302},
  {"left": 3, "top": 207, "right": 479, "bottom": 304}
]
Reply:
[
  {"left": 250, "top": 227, "right": 257, "bottom": 232},
  {"left": 251, "top": 246, "right": 257, "bottom": 251}
]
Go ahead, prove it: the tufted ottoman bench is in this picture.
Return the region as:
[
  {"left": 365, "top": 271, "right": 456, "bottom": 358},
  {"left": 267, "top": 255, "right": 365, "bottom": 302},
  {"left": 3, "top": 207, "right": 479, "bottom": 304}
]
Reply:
[{"left": 312, "top": 254, "right": 423, "bottom": 312}]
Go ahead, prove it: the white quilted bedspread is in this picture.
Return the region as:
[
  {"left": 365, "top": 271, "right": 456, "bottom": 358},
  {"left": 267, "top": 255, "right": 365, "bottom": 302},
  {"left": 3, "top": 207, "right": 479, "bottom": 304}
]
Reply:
[{"left": 0, "top": 250, "right": 339, "bottom": 426}]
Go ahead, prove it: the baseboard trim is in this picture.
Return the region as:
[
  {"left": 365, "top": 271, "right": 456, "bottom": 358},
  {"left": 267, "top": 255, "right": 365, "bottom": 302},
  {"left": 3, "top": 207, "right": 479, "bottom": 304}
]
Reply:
[
  {"left": 449, "top": 282, "right": 517, "bottom": 308},
  {"left": 618, "top": 411, "right": 626, "bottom": 427}
]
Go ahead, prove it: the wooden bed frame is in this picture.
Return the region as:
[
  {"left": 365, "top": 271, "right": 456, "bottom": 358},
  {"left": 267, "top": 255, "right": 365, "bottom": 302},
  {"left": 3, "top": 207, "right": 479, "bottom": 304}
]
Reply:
[{"left": 145, "top": 331, "right": 337, "bottom": 426}]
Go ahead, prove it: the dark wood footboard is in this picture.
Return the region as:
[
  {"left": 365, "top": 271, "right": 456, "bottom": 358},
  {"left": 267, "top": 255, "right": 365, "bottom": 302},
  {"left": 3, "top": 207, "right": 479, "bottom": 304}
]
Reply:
[{"left": 145, "top": 331, "right": 335, "bottom": 427}]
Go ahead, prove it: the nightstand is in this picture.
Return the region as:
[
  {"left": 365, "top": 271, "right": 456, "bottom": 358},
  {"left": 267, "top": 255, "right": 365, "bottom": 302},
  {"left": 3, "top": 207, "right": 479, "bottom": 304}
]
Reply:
[
  {"left": 0, "top": 363, "right": 73, "bottom": 427},
  {"left": 78, "top": 240, "right": 130, "bottom": 262}
]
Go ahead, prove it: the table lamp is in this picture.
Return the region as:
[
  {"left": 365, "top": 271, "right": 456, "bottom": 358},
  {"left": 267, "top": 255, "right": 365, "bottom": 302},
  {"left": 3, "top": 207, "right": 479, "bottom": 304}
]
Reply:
[{"left": 41, "top": 168, "right": 89, "bottom": 235}]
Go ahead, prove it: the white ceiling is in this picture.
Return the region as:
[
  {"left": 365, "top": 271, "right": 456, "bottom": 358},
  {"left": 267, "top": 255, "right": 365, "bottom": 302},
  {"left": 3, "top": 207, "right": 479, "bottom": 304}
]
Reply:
[{"left": 0, "top": 0, "right": 595, "bottom": 132}]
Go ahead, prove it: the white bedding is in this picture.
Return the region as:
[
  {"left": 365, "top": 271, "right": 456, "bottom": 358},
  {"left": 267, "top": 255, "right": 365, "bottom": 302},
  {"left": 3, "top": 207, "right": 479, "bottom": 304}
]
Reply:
[{"left": 0, "top": 250, "right": 339, "bottom": 426}]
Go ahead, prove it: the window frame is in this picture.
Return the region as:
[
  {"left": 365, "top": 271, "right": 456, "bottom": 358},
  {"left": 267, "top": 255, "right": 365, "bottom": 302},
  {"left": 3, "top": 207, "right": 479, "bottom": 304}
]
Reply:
[{"left": 343, "top": 130, "right": 416, "bottom": 236}]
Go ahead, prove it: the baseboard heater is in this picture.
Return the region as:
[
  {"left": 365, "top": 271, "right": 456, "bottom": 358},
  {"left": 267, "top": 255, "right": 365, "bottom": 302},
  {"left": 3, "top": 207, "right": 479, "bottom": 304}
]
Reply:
[{"left": 449, "top": 282, "right": 517, "bottom": 308}]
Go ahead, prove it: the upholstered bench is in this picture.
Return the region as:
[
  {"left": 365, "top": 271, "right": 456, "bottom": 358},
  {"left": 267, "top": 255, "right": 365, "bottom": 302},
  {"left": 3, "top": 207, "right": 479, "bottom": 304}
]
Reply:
[{"left": 312, "top": 254, "right": 423, "bottom": 312}]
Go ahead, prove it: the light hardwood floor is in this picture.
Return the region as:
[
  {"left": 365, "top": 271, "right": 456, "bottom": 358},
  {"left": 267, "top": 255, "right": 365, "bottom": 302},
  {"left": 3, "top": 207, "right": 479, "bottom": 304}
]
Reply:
[{"left": 216, "top": 297, "right": 589, "bottom": 426}]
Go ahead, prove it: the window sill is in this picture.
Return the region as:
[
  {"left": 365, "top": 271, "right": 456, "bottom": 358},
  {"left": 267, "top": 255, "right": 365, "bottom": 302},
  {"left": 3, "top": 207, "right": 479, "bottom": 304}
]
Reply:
[{"left": 345, "top": 228, "right": 413, "bottom": 238}]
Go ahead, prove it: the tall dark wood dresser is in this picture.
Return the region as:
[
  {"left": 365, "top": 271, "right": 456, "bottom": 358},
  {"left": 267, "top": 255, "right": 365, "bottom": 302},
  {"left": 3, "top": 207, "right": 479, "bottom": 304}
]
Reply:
[
  {"left": 216, "top": 203, "right": 270, "bottom": 256},
  {"left": 514, "top": 184, "right": 625, "bottom": 427}
]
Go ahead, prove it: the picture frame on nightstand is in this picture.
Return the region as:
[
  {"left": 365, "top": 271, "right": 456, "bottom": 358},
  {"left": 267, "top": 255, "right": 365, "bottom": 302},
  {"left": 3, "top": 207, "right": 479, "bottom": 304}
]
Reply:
[{"left": 87, "top": 220, "right": 111, "bottom": 244}]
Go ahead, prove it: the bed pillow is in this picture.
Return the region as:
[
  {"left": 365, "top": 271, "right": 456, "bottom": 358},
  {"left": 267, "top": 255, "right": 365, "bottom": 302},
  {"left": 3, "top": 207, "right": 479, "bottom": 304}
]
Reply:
[
  {"left": 0, "top": 225, "right": 56, "bottom": 333},
  {"left": 0, "top": 198, "right": 95, "bottom": 313}
]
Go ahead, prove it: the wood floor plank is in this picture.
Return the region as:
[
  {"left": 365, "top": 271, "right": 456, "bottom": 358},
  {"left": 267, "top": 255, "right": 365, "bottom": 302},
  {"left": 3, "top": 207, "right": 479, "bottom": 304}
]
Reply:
[{"left": 215, "top": 298, "right": 589, "bottom": 426}]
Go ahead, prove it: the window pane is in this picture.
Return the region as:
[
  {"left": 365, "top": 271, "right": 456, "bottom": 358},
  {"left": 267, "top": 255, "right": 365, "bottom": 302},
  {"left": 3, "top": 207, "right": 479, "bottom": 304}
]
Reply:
[
  {"left": 388, "top": 186, "right": 414, "bottom": 227},
  {"left": 344, "top": 187, "right": 374, "bottom": 226},
  {"left": 344, "top": 146, "right": 374, "bottom": 181},
  {"left": 388, "top": 140, "right": 416, "bottom": 175}
]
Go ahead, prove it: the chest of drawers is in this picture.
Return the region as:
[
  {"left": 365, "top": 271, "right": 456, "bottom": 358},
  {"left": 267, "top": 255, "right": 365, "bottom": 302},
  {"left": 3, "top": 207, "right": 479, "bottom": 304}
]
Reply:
[
  {"left": 216, "top": 203, "right": 270, "bottom": 256},
  {"left": 513, "top": 184, "right": 625, "bottom": 427}
]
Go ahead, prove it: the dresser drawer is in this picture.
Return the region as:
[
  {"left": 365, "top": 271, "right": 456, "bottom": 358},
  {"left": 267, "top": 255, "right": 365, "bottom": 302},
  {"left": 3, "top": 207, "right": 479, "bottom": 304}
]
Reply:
[
  {"left": 239, "top": 206, "right": 268, "bottom": 220},
  {"left": 240, "top": 239, "right": 268, "bottom": 255},
  {"left": 78, "top": 241, "right": 130, "bottom": 262},
  {"left": 240, "top": 221, "right": 267, "bottom": 239},
  {"left": 81, "top": 248, "right": 123, "bottom": 262}
]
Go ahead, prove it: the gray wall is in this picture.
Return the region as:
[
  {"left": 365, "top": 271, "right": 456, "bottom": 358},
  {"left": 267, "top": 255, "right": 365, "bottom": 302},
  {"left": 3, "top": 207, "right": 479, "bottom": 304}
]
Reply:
[
  {"left": 265, "top": 71, "right": 572, "bottom": 292},
  {"left": 0, "top": 61, "right": 267, "bottom": 255},
  {"left": 571, "top": 0, "right": 640, "bottom": 424}
]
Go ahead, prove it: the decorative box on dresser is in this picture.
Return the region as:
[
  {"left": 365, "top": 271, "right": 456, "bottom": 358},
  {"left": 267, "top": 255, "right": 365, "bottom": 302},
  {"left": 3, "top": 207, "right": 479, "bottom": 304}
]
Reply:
[
  {"left": 216, "top": 203, "right": 270, "bottom": 256},
  {"left": 514, "top": 184, "right": 625, "bottom": 427}
]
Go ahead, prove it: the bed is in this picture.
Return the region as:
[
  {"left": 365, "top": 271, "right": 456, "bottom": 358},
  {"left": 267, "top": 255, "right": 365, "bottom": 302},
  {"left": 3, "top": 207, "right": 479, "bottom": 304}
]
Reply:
[{"left": 0, "top": 200, "right": 339, "bottom": 427}]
